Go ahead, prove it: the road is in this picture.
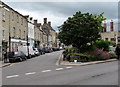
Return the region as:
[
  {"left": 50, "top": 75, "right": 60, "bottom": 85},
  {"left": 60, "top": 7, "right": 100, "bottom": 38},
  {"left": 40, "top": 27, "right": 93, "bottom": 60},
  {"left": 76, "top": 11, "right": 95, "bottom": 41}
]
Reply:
[{"left": 2, "top": 50, "right": 118, "bottom": 86}]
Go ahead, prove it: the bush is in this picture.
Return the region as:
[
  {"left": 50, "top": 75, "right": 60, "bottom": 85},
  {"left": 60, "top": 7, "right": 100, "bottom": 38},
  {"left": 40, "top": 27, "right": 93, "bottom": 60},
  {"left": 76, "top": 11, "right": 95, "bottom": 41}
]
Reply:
[
  {"left": 68, "top": 53, "right": 92, "bottom": 62},
  {"left": 95, "top": 40, "right": 110, "bottom": 51},
  {"left": 88, "top": 49, "right": 111, "bottom": 60}
]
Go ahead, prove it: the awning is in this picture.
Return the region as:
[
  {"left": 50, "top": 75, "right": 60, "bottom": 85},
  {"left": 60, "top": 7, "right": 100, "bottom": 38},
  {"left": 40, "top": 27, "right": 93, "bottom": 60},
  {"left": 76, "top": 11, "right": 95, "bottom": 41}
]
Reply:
[{"left": 11, "top": 38, "right": 27, "bottom": 43}]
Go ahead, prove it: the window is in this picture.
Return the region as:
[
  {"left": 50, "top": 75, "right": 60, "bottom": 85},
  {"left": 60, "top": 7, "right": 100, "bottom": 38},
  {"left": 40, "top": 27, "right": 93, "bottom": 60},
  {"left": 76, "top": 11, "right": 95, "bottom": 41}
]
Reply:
[
  {"left": 2, "top": 30, "right": 5, "bottom": 37},
  {"left": 12, "top": 12, "right": 14, "bottom": 21},
  {"left": 21, "top": 18, "right": 23, "bottom": 25},
  {"left": 19, "top": 29, "right": 21, "bottom": 38},
  {"left": 105, "top": 38, "right": 108, "bottom": 41},
  {"left": 35, "top": 32, "right": 36, "bottom": 38},
  {"left": 2, "top": 10, "right": 6, "bottom": 21},
  {"left": 111, "top": 38, "right": 115, "bottom": 41},
  {"left": 13, "top": 27, "right": 15, "bottom": 37},
  {"left": 17, "top": 15, "right": 19, "bottom": 23},
  {"left": 24, "top": 31, "right": 26, "bottom": 39}
]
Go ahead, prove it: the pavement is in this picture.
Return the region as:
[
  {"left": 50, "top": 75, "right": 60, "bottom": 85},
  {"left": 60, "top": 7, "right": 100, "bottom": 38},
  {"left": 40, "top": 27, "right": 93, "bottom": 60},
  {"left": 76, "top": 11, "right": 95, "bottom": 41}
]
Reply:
[
  {"left": 58, "top": 54, "right": 118, "bottom": 66},
  {"left": 0, "top": 61, "right": 11, "bottom": 68}
]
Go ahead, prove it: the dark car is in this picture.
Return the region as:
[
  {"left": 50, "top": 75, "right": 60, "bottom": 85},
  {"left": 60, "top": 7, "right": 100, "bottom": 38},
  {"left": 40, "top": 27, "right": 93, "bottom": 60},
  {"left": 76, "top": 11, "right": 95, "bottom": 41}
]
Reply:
[
  {"left": 52, "top": 47, "right": 60, "bottom": 51},
  {"left": 43, "top": 47, "right": 53, "bottom": 53},
  {"left": 37, "top": 46, "right": 45, "bottom": 55},
  {"left": 8, "top": 51, "right": 27, "bottom": 63}
]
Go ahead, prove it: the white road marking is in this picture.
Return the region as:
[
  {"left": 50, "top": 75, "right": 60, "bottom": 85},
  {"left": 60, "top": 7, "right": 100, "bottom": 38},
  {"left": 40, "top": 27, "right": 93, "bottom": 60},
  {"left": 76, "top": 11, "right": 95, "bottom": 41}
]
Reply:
[
  {"left": 42, "top": 70, "right": 52, "bottom": 72},
  {"left": 56, "top": 68, "right": 64, "bottom": 71},
  {"left": 66, "top": 66, "right": 73, "bottom": 69},
  {"left": 25, "top": 72, "right": 36, "bottom": 75},
  {"left": 6, "top": 75, "right": 19, "bottom": 78}
]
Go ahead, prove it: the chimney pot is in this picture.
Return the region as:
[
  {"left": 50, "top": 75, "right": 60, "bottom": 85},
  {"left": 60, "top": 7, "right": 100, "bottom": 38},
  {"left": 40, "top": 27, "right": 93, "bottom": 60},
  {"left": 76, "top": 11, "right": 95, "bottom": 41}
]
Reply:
[
  {"left": 48, "top": 21, "right": 51, "bottom": 26},
  {"left": 34, "top": 20, "right": 37, "bottom": 25},
  {"left": 110, "top": 20, "right": 114, "bottom": 32},
  {"left": 103, "top": 21, "right": 106, "bottom": 32},
  {"left": 44, "top": 18, "right": 47, "bottom": 24}
]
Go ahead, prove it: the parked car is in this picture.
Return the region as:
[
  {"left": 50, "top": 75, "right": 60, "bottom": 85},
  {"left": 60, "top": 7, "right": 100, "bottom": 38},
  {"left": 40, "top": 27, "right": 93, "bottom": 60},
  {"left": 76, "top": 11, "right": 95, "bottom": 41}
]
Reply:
[
  {"left": 59, "top": 47, "right": 63, "bottom": 50},
  {"left": 37, "top": 46, "right": 45, "bottom": 55},
  {"left": 52, "top": 47, "right": 60, "bottom": 51},
  {"left": 52, "top": 47, "right": 57, "bottom": 51},
  {"left": 44, "top": 47, "right": 53, "bottom": 53},
  {"left": 8, "top": 51, "right": 27, "bottom": 63},
  {"left": 33, "top": 48, "right": 40, "bottom": 56},
  {"left": 18, "top": 46, "right": 35, "bottom": 58}
]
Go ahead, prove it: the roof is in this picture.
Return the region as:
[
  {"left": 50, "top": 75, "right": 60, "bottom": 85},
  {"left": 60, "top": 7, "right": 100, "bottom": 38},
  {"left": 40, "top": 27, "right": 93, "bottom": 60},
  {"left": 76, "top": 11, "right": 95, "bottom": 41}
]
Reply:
[{"left": 1, "top": 1, "right": 27, "bottom": 19}]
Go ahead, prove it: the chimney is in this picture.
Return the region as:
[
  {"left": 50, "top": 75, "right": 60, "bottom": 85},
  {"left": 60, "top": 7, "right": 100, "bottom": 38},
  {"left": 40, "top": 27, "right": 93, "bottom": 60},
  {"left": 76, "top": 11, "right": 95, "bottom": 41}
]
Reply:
[
  {"left": 48, "top": 21, "right": 51, "bottom": 26},
  {"left": 103, "top": 21, "right": 107, "bottom": 32},
  {"left": 44, "top": 18, "right": 47, "bottom": 24},
  {"left": 110, "top": 20, "right": 114, "bottom": 32},
  {"left": 34, "top": 20, "right": 37, "bottom": 25},
  {"left": 37, "top": 23, "right": 41, "bottom": 27}
]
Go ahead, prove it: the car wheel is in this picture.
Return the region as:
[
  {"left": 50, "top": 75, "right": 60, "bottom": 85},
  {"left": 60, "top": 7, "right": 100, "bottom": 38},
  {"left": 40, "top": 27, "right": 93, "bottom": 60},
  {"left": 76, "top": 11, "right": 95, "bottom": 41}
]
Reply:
[
  {"left": 29, "top": 54, "right": 32, "bottom": 58},
  {"left": 24, "top": 57, "right": 27, "bottom": 60},
  {"left": 19, "top": 57, "right": 23, "bottom": 62}
]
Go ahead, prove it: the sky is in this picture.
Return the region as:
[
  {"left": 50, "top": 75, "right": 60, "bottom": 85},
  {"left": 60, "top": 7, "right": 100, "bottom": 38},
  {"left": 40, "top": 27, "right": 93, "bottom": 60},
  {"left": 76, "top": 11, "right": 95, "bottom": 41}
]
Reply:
[{"left": 4, "top": 1, "right": 119, "bottom": 32}]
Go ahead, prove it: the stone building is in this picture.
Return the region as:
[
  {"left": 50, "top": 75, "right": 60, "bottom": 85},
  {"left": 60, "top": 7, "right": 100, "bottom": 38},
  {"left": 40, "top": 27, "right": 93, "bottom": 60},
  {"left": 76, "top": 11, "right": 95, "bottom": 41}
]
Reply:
[
  {"left": 0, "top": 1, "right": 28, "bottom": 59},
  {"left": 101, "top": 20, "right": 120, "bottom": 44},
  {"left": 42, "top": 18, "right": 57, "bottom": 47},
  {"left": 34, "top": 19, "right": 48, "bottom": 48},
  {"left": 34, "top": 20, "right": 41, "bottom": 47}
]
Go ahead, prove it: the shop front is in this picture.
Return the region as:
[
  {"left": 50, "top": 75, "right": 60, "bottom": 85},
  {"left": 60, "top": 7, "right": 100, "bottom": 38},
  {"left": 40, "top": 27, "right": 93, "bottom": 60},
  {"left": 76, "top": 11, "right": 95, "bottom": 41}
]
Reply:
[{"left": 11, "top": 38, "right": 27, "bottom": 52}]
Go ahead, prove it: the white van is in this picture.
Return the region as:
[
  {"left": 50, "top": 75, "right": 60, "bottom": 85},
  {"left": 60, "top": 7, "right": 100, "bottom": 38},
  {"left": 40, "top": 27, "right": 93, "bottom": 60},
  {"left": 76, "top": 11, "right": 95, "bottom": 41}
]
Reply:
[{"left": 18, "top": 46, "right": 35, "bottom": 58}]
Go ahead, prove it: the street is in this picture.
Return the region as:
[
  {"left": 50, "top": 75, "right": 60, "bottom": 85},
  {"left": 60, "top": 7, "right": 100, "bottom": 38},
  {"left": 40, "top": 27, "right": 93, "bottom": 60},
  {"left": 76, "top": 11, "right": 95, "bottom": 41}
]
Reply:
[{"left": 2, "top": 50, "right": 118, "bottom": 85}]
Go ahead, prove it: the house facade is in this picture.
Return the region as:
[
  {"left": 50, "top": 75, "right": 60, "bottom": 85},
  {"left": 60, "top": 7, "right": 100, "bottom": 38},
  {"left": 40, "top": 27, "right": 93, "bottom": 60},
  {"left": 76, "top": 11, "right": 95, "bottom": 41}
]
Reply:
[
  {"left": 0, "top": 1, "right": 58, "bottom": 61},
  {"left": 0, "top": 1, "right": 10, "bottom": 60},
  {"left": 27, "top": 17, "right": 35, "bottom": 47},
  {"left": 101, "top": 20, "right": 120, "bottom": 44},
  {"left": 42, "top": 18, "right": 57, "bottom": 47},
  {"left": 0, "top": 1, "right": 28, "bottom": 60}
]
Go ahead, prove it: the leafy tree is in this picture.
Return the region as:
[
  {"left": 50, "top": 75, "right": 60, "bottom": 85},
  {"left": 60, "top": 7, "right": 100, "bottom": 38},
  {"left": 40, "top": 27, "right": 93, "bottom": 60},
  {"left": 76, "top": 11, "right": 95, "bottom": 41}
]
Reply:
[{"left": 58, "top": 11, "right": 106, "bottom": 52}]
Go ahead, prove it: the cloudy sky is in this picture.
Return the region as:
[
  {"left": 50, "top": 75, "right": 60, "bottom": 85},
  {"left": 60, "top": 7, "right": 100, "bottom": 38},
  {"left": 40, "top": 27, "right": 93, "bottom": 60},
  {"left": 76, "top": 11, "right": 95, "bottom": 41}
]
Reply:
[{"left": 5, "top": 1, "right": 119, "bottom": 31}]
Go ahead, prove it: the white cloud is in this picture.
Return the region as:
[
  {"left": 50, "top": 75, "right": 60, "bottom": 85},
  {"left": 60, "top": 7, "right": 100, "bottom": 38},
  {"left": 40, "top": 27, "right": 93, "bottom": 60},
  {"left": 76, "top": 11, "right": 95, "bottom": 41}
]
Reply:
[{"left": 16, "top": 9, "right": 67, "bottom": 30}]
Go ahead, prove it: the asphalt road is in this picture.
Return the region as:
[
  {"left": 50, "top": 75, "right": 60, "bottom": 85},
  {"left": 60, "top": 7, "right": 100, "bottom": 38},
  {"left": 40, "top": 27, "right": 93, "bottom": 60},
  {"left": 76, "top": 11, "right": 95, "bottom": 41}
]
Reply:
[{"left": 2, "top": 50, "right": 118, "bottom": 85}]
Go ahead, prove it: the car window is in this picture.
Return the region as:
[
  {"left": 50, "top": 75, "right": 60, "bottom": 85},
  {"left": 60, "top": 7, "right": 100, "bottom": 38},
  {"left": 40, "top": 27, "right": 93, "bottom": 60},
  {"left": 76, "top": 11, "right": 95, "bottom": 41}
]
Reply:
[
  {"left": 8, "top": 52, "right": 14, "bottom": 57},
  {"left": 14, "top": 52, "right": 20, "bottom": 56}
]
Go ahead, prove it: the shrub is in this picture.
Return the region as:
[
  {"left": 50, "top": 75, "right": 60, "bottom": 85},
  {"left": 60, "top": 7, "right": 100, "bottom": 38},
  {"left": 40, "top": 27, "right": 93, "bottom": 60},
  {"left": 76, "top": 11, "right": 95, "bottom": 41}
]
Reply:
[
  {"left": 95, "top": 40, "right": 110, "bottom": 51},
  {"left": 68, "top": 53, "right": 92, "bottom": 62},
  {"left": 88, "top": 49, "right": 111, "bottom": 60}
]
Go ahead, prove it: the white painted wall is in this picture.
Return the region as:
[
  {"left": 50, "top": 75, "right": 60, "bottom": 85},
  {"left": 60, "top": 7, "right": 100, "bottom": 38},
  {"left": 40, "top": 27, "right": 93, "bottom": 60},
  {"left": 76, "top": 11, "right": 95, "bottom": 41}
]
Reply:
[{"left": 28, "top": 22, "right": 34, "bottom": 47}]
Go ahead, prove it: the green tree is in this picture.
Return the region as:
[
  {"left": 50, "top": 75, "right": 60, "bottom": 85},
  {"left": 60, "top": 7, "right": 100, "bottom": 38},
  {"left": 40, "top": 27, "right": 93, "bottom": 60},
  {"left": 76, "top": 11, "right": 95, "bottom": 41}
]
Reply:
[{"left": 58, "top": 11, "right": 106, "bottom": 52}]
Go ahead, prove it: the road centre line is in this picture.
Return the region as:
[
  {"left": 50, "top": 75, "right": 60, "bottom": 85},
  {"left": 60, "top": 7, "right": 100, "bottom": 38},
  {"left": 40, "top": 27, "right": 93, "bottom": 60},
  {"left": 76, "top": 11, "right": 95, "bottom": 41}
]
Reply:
[
  {"left": 56, "top": 68, "right": 64, "bottom": 71},
  {"left": 6, "top": 75, "right": 19, "bottom": 78},
  {"left": 41, "top": 70, "right": 52, "bottom": 72},
  {"left": 25, "top": 72, "right": 36, "bottom": 75},
  {"left": 66, "top": 66, "right": 73, "bottom": 69}
]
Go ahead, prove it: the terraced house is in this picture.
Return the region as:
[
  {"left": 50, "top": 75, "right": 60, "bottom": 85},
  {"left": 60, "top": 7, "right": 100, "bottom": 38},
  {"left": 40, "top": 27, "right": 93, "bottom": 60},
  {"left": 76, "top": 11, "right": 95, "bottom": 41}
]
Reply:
[
  {"left": 0, "top": 1, "right": 28, "bottom": 59},
  {"left": 42, "top": 18, "right": 57, "bottom": 47},
  {"left": 0, "top": 1, "right": 58, "bottom": 60}
]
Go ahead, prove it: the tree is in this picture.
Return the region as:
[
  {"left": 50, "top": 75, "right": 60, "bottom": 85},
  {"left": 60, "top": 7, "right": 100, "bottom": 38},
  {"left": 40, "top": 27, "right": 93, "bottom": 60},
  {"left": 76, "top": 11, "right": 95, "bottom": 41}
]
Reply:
[{"left": 58, "top": 11, "right": 106, "bottom": 52}]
